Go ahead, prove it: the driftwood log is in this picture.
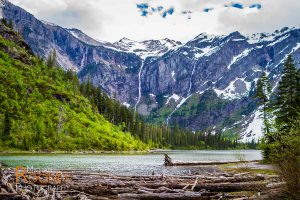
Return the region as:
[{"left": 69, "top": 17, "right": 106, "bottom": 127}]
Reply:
[{"left": 164, "top": 154, "right": 261, "bottom": 166}]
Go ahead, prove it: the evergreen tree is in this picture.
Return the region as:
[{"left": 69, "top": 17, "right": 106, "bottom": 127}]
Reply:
[
  {"left": 255, "top": 72, "right": 272, "bottom": 145},
  {"left": 297, "top": 69, "right": 300, "bottom": 106},
  {"left": 8, "top": 19, "right": 14, "bottom": 29},
  {"left": 46, "top": 49, "right": 57, "bottom": 68},
  {"left": 85, "top": 76, "right": 92, "bottom": 96},
  {"left": 275, "top": 55, "right": 300, "bottom": 132},
  {"left": 1, "top": 18, "right": 8, "bottom": 27}
]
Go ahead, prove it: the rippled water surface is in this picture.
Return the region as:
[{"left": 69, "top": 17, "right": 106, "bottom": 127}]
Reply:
[{"left": 0, "top": 150, "right": 262, "bottom": 175}]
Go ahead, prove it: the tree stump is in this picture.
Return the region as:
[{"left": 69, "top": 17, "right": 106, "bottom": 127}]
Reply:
[{"left": 164, "top": 154, "right": 173, "bottom": 166}]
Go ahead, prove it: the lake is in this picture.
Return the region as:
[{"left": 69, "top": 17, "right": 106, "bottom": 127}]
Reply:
[{"left": 0, "top": 150, "right": 262, "bottom": 175}]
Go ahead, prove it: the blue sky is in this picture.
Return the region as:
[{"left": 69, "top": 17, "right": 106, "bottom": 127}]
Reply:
[{"left": 9, "top": 0, "right": 300, "bottom": 42}]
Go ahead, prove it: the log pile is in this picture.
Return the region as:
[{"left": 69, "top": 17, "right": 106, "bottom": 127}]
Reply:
[
  {"left": 0, "top": 166, "right": 284, "bottom": 200},
  {"left": 164, "top": 154, "right": 261, "bottom": 166}
]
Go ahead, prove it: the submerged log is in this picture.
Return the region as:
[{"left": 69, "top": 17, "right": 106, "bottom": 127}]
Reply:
[{"left": 164, "top": 154, "right": 260, "bottom": 166}]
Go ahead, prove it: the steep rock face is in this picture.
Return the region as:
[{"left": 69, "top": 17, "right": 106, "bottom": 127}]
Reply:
[
  {"left": 2, "top": 0, "right": 300, "bottom": 141},
  {"left": 1, "top": 0, "right": 143, "bottom": 104}
]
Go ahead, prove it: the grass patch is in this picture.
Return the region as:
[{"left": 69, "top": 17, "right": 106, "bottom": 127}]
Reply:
[{"left": 219, "top": 163, "right": 277, "bottom": 175}]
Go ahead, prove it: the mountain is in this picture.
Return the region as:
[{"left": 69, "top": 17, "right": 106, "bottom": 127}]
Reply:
[
  {"left": 1, "top": 0, "right": 300, "bottom": 142},
  {"left": 0, "top": 21, "right": 146, "bottom": 151}
]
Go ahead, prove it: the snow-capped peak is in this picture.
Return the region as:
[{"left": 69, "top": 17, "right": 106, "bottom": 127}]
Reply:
[
  {"left": 113, "top": 37, "right": 181, "bottom": 59},
  {"left": 41, "top": 20, "right": 58, "bottom": 27},
  {"left": 67, "top": 28, "right": 115, "bottom": 47},
  {"left": 246, "top": 27, "right": 296, "bottom": 44},
  {"left": 119, "top": 37, "right": 136, "bottom": 43},
  {"left": 192, "top": 33, "right": 217, "bottom": 42}
]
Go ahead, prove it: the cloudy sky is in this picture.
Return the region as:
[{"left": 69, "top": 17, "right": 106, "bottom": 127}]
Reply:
[{"left": 9, "top": 0, "right": 300, "bottom": 42}]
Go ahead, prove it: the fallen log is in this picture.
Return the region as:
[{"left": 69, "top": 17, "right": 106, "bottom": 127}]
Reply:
[
  {"left": 119, "top": 192, "right": 212, "bottom": 200},
  {"left": 0, "top": 194, "right": 24, "bottom": 200},
  {"left": 164, "top": 154, "right": 261, "bottom": 166},
  {"left": 193, "top": 182, "right": 267, "bottom": 192}
]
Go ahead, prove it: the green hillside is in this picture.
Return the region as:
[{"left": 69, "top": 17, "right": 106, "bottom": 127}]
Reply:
[{"left": 0, "top": 23, "right": 146, "bottom": 151}]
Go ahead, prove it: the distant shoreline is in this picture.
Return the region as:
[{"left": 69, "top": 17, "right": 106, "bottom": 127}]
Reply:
[
  {"left": 0, "top": 148, "right": 260, "bottom": 155},
  {"left": 0, "top": 150, "right": 153, "bottom": 155}
]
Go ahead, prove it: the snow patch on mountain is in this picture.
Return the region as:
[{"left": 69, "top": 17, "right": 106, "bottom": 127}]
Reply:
[
  {"left": 240, "top": 110, "right": 263, "bottom": 142},
  {"left": 166, "top": 95, "right": 191, "bottom": 125},
  {"left": 123, "top": 102, "right": 130, "bottom": 108},
  {"left": 232, "top": 38, "right": 245, "bottom": 42},
  {"left": 41, "top": 20, "right": 57, "bottom": 27},
  {"left": 227, "top": 49, "right": 252, "bottom": 69},
  {"left": 267, "top": 34, "right": 290, "bottom": 47},
  {"left": 246, "top": 27, "right": 296, "bottom": 45},
  {"left": 195, "top": 46, "right": 219, "bottom": 58},
  {"left": 214, "top": 78, "right": 250, "bottom": 99},
  {"left": 0, "top": 0, "right": 4, "bottom": 19},
  {"left": 292, "top": 42, "right": 300, "bottom": 52},
  {"left": 171, "top": 71, "right": 176, "bottom": 81},
  {"left": 166, "top": 94, "right": 181, "bottom": 105},
  {"left": 69, "top": 30, "right": 79, "bottom": 39},
  {"left": 274, "top": 42, "right": 300, "bottom": 69},
  {"left": 247, "top": 33, "right": 276, "bottom": 44}
]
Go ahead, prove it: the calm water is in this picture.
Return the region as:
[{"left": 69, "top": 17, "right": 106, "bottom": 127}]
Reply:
[{"left": 0, "top": 150, "right": 262, "bottom": 175}]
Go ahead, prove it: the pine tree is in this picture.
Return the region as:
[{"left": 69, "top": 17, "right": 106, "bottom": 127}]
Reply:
[
  {"left": 1, "top": 18, "right": 8, "bottom": 27},
  {"left": 255, "top": 72, "right": 272, "bottom": 135},
  {"left": 52, "top": 49, "right": 57, "bottom": 66},
  {"left": 46, "top": 52, "right": 52, "bottom": 68},
  {"left": 8, "top": 19, "right": 14, "bottom": 29},
  {"left": 297, "top": 69, "right": 300, "bottom": 106},
  {"left": 85, "top": 76, "right": 92, "bottom": 96},
  {"left": 46, "top": 50, "right": 57, "bottom": 68},
  {"left": 275, "top": 55, "right": 300, "bottom": 132}
]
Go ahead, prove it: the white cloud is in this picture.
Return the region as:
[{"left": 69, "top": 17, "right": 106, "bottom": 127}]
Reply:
[
  {"left": 8, "top": 0, "right": 300, "bottom": 42},
  {"left": 217, "top": 0, "right": 300, "bottom": 35}
]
